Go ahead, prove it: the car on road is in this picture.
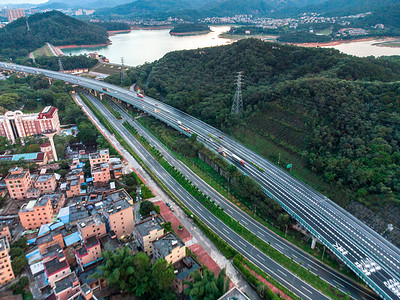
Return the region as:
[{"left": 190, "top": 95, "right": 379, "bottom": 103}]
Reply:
[{"left": 166, "top": 202, "right": 170, "bottom": 208}]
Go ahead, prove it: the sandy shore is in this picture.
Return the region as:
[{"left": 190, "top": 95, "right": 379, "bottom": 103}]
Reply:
[
  {"left": 292, "top": 37, "right": 400, "bottom": 48},
  {"left": 170, "top": 30, "right": 212, "bottom": 36},
  {"left": 107, "top": 29, "right": 132, "bottom": 36}
]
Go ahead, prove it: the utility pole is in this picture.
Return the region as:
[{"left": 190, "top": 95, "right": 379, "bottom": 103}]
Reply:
[
  {"left": 121, "top": 57, "right": 126, "bottom": 85},
  {"left": 278, "top": 152, "right": 281, "bottom": 165},
  {"left": 231, "top": 71, "right": 243, "bottom": 116},
  {"left": 58, "top": 57, "right": 64, "bottom": 72}
]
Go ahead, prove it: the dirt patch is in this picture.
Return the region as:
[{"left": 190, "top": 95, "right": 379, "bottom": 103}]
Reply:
[
  {"left": 154, "top": 201, "right": 192, "bottom": 243},
  {"left": 189, "top": 243, "right": 221, "bottom": 276},
  {"left": 244, "top": 264, "right": 292, "bottom": 300}
]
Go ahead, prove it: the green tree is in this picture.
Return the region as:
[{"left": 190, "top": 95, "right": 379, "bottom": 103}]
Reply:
[
  {"left": 12, "top": 256, "right": 27, "bottom": 274},
  {"left": 140, "top": 200, "right": 156, "bottom": 216},
  {"left": 185, "top": 266, "right": 230, "bottom": 299},
  {"left": 151, "top": 259, "right": 175, "bottom": 292}
]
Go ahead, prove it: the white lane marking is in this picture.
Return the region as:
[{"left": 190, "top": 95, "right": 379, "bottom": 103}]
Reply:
[
  {"left": 257, "top": 231, "right": 265, "bottom": 237},
  {"left": 277, "top": 269, "right": 287, "bottom": 277},
  {"left": 302, "top": 286, "right": 313, "bottom": 294},
  {"left": 275, "top": 244, "right": 284, "bottom": 250},
  {"left": 238, "top": 240, "right": 247, "bottom": 247},
  {"left": 256, "top": 253, "right": 264, "bottom": 260},
  {"left": 333, "top": 280, "right": 344, "bottom": 287}
]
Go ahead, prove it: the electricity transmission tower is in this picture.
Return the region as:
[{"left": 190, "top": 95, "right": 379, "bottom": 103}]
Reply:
[
  {"left": 231, "top": 72, "right": 243, "bottom": 115},
  {"left": 121, "top": 57, "right": 126, "bottom": 85},
  {"left": 25, "top": 18, "right": 30, "bottom": 32},
  {"left": 58, "top": 57, "right": 64, "bottom": 72}
]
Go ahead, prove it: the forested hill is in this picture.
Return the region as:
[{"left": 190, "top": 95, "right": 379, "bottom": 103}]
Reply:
[
  {"left": 117, "top": 39, "right": 400, "bottom": 243},
  {"left": 0, "top": 11, "right": 108, "bottom": 59}
]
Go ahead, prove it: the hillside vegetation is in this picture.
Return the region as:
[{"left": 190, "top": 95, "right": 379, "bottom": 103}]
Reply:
[
  {"left": 113, "top": 39, "right": 400, "bottom": 244},
  {"left": 0, "top": 11, "right": 108, "bottom": 59}
]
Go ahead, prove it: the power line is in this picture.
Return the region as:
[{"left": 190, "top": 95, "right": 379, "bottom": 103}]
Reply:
[{"left": 58, "top": 57, "right": 64, "bottom": 72}]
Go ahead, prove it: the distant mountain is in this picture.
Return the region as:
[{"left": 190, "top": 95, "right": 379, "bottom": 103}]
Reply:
[
  {"left": 95, "top": 0, "right": 203, "bottom": 17},
  {"left": 37, "top": 0, "right": 133, "bottom": 9},
  {"left": 353, "top": 3, "right": 400, "bottom": 29},
  {"left": 95, "top": 0, "right": 326, "bottom": 18},
  {"left": 304, "top": 0, "right": 400, "bottom": 15},
  {"left": 0, "top": 11, "right": 108, "bottom": 59}
]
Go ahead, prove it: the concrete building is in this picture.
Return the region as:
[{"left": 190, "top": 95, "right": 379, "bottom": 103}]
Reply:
[
  {"left": 34, "top": 173, "right": 57, "bottom": 194},
  {"left": 0, "top": 106, "right": 60, "bottom": 143},
  {"left": 74, "top": 235, "right": 102, "bottom": 271},
  {"left": 91, "top": 163, "right": 110, "bottom": 183},
  {"left": 89, "top": 149, "right": 109, "bottom": 168},
  {"left": 43, "top": 249, "right": 71, "bottom": 287},
  {"left": 135, "top": 216, "right": 164, "bottom": 255},
  {"left": 173, "top": 256, "right": 201, "bottom": 295},
  {"left": 0, "top": 236, "right": 15, "bottom": 286},
  {"left": 0, "top": 151, "right": 48, "bottom": 166},
  {"left": 19, "top": 197, "right": 54, "bottom": 230},
  {"left": 6, "top": 8, "right": 25, "bottom": 22},
  {"left": 40, "top": 143, "right": 56, "bottom": 162},
  {"left": 53, "top": 272, "right": 81, "bottom": 300},
  {"left": 65, "top": 168, "right": 84, "bottom": 198},
  {"left": 77, "top": 214, "right": 107, "bottom": 240},
  {"left": 5, "top": 167, "right": 33, "bottom": 200},
  {"left": 107, "top": 204, "right": 132, "bottom": 239},
  {"left": 152, "top": 232, "right": 186, "bottom": 264},
  {"left": 0, "top": 225, "right": 11, "bottom": 242}
]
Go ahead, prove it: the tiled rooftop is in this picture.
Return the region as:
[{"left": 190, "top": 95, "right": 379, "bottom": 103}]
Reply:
[
  {"left": 36, "top": 174, "right": 55, "bottom": 182},
  {"left": 54, "top": 273, "right": 78, "bottom": 294}
]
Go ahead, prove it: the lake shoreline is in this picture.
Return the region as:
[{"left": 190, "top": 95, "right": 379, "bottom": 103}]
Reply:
[
  {"left": 58, "top": 43, "right": 111, "bottom": 50},
  {"left": 170, "top": 30, "right": 212, "bottom": 36},
  {"left": 292, "top": 37, "right": 400, "bottom": 48}
]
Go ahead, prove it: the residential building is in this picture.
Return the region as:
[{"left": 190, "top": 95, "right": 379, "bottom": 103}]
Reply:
[
  {"left": 74, "top": 236, "right": 102, "bottom": 271},
  {"left": 34, "top": 173, "right": 57, "bottom": 194},
  {"left": 46, "top": 193, "right": 66, "bottom": 215},
  {"left": 135, "top": 216, "right": 164, "bottom": 255},
  {"left": 19, "top": 197, "right": 54, "bottom": 230},
  {"left": 77, "top": 215, "right": 106, "bottom": 240},
  {"left": 0, "top": 225, "right": 11, "bottom": 242},
  {"left": 89, "top": 149, "right": 109, "bottom": 168},
  {"left": 53, "top": 272, "right": 81, "bottom": 300},
  {"left": 104, "top": 190, "right": 134, "bottom": 239},
  {"left": 173, "top": 256, "right": 201, "bottom": 295},
  {"left": 110, "top": 157, "right": 123, "bottom": 179},
  {"left": 43, "top": 248, "right": 71, "bottom": 287},
  {"left": 6, "top": 8, "right": 25, "bottom": 22},
  {"left": 91, "top": 163, "right": 110, "bottom": 183},
  {"left": 79, "top": 266, "right": 108, "bottom": 293},
  {"left": 65, "top": 168, "right": 84, "bottom": 198},
  {"left": 0, "top": 106, "right": 60, "bottom": 143},
  {"left": 66, "top": 180, "right": 80, "bottom": 198},
  {"left": 152, "top": 232, "right": 186, "bottom": 264},
  {"left": 38, "top": 230, "right": 65, "bottom": 254},
  {"left": 0, "top": 236, "right": 14, "bottom": 285},
  {"left": 5, "top": 167, "right": 33, "bottom": 200}
]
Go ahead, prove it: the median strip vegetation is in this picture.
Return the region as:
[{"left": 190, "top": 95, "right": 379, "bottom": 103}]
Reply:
[
  {"left": 79, "top": 92, "right": 347, "bottom": 299},
  {"left": 135, "top": 115, "right": 361, "bottom": 283},
  {"left": 122, "top": 120, "right": 349, "bottom": 299}
]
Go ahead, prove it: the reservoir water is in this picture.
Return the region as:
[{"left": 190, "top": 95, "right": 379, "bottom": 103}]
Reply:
[
  {"left": 63, "top": 26, "right": 400, "bottom": 65},
  {"left": 324, "top": 39, "right": 400, "bottom": 57},
  {"left": 63, "top": 26, "right": 233, "bottom": 66}
]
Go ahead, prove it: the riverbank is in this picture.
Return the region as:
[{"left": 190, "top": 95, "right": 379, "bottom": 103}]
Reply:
[
  {"left": 292, "top": 37, "right": 399, "bottom": 48},
  {"left": 170, "top": 30, "right": 212, "bottom": 36},
  {"left": 107, "top": 29, "right": 132, "bottom": 36},
  {"left": 57, "top": 42, "right": 111, "bottom": 49}
]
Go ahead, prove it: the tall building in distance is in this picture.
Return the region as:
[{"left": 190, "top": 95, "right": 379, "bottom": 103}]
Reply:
[
  {"left": 6, "top": 8, "right": 25, "bottom": 23},
  {"left": 0, "top": 236, "right": 15, "bottom": 286},
  {"left": 0, "top": 106, "right": 60, "bottom": 143}
]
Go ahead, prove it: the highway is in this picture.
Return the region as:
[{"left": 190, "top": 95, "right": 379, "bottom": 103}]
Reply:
[
  {"left": 1, "top": 62, "right": 399, "bottom": 300},
  {"left": 106, "top": 94, "right": 377, "bottom": 299},
  {"left": 79, "top": 92, "right": 328, "bottom": 300}
]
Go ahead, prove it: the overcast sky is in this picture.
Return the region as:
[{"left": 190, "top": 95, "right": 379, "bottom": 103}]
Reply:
[{"left": 0, "top": 0, "right": 46, "bottom": 4}]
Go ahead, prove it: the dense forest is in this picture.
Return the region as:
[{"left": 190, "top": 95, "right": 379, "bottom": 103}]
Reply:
[
  {"left": 14, "top": 55, "right": 99, "bottom": 71},
  {"left": 111, "top": 39, "right": 400, "bottom": 244},
  {"left": 170, "top": 23, "right": 211, "bottom": 34},
  {"left": 277, "top": 31, "right": 331, "bottom": 43},
  {"left": 0, "top": 11, "right": 109, "bottom": 59}
]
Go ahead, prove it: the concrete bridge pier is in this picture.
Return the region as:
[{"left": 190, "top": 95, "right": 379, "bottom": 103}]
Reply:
[{"left": 311, "top": 236, "right": 317, "bottom": 249}]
